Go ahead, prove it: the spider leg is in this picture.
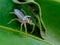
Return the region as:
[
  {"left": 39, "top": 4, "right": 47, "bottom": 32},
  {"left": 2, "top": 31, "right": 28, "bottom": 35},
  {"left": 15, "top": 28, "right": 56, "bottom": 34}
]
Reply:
[
  {"left": 8, "top": 18, "right": 19, "bottom": 24},
  {"left": 28, "top": 20, "right": 35, "bottom": 33},
  {"left": 24, "top": 23, "right": 27, "bottom": 36},
  {"left": 8, "top": 18, "right": 24, "bottom": 31},
  {"left": 25, "top": 15, "right": 31, "bottom": 18},
  {"left": 30, "top": 23, "right": 35, "bottom": 34},
  {"left": 9, "top": 12, "right": 14, "bottom": 14},
  {"left": 20, "top": 23, "right": 23, "bottom": 31}
]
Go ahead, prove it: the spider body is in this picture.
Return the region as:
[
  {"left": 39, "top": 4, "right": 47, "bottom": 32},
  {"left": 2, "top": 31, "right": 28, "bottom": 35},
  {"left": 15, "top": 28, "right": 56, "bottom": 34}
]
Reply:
[
  {"left": 14, "top": 9, "right": 31, "bottom": 23},
  {"left": 8, "top": 9, "right": 35, "bottom": 34}
]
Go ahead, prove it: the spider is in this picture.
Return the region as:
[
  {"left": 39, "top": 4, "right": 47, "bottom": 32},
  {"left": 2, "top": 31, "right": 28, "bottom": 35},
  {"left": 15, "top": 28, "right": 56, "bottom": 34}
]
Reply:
[{"left": 8, "top": 9, "right": 35, "bottom": 34}]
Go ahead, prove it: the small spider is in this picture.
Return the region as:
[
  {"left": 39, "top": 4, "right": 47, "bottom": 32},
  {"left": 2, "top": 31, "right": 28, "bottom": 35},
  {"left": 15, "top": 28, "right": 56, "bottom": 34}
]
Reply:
[{"left": 8, "top": 9, "right": 35, "bottom": 34}]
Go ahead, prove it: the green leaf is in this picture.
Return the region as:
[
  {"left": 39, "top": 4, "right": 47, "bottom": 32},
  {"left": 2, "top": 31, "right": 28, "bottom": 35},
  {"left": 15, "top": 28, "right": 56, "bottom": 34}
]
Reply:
[
  {"left": 0, "top": 0, "right": 51, "bottom": 45},
  {"left": 35, "top": 0, "right": 60, "bottom": 45},
  {"left": 0, "top": 0, "right": 40, "bottom": 31},
  {"left": 0, "top": 26, "right": 51, "bottom": 45},
  {"left": 0, "top": 0, "right": 18, "bottom": 29}
]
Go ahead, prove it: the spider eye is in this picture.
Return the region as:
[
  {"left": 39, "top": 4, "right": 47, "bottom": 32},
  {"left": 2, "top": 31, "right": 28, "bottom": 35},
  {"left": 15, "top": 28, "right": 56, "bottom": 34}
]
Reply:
[{"left": 27, "top": 16, "right": 31, "bottom": 19}]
